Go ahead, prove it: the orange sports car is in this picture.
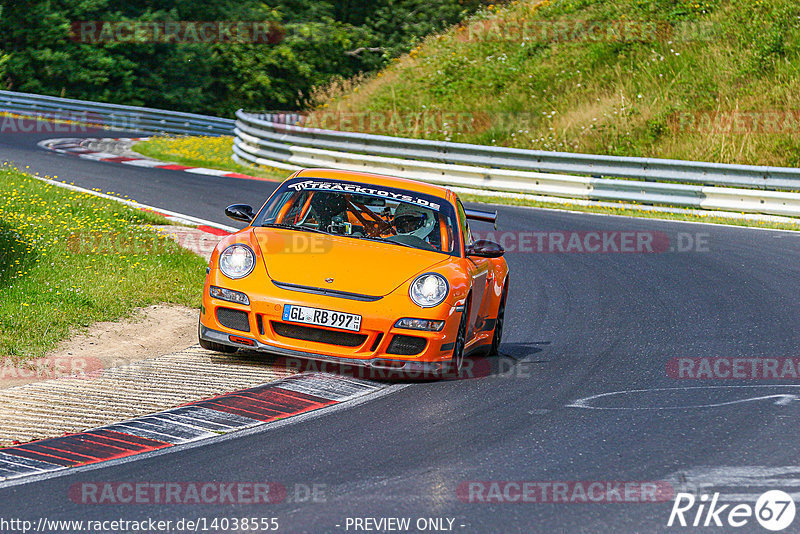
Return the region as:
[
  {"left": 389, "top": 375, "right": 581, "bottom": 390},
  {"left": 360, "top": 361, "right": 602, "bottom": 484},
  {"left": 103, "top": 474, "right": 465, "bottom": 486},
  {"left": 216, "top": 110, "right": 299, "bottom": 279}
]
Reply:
[{"left": 198, "top": 169, "right": 509, "bottom": 377}]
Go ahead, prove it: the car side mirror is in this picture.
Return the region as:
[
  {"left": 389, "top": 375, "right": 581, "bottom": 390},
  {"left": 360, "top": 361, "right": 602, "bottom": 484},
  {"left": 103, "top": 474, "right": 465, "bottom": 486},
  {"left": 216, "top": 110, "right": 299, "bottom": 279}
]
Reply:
[
  {"left": 467, "top": 240, "right": 505, "bottom": 258},
  {"left": 225, "top": 204, "right": 255, "bottom": 223}
]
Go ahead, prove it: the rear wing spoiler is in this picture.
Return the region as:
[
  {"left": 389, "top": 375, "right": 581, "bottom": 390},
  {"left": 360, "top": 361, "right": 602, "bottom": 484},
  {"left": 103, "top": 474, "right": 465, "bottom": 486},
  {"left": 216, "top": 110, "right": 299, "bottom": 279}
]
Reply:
[{"left": 465, "top": 209, "right": 498, "bottom": 229}]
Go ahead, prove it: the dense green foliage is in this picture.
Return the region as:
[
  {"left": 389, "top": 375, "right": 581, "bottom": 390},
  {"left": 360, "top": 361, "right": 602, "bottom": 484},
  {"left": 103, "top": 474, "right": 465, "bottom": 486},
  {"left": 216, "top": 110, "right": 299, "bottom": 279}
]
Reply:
[
  {"left": 321, "top": 0, "right": 800, "bottom": 167},
  {"left": 0, "top": 0, "right": 487, "bottom": 116}
]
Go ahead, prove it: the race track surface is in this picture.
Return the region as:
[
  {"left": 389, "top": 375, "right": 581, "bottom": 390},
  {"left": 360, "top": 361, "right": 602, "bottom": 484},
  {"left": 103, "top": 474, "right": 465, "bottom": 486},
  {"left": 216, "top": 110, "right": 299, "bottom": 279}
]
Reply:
[{"left": 2, "top": 127, "right": 800, "bottom": 533}]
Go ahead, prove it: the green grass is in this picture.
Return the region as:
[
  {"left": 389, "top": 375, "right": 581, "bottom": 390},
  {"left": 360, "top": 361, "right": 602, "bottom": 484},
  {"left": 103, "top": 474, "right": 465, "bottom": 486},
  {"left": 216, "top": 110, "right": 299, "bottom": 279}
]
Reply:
[
  {"left": 132, "top": 135, "right": 286, "bottom": 181},
  {"left": 459, "top": 192, "right": 800, "bottom": 231},
  {"left": 0, "top": 163, "right": 208, "bottom": 360},
  {"left": 311, "top": 0, "right": 800, "bottom": 168}
]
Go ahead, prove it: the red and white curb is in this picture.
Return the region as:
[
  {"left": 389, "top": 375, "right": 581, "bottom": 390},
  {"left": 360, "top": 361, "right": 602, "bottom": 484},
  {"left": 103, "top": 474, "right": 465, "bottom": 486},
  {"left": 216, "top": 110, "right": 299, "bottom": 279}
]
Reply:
[
  {"left": 0, "top": 373, "right": 387, "bottom": 483},
  {"left": 37, "top": 137, "right": 274, "bottom": 182},
  {"left": 34, "top": 140, "right": 251, "bottom": 254},
  {"left": 34, "top": 176, "right": 238, "bottom": 258},
  {"left": 35, "top": 176, "right": 238, "bottom": 235}
]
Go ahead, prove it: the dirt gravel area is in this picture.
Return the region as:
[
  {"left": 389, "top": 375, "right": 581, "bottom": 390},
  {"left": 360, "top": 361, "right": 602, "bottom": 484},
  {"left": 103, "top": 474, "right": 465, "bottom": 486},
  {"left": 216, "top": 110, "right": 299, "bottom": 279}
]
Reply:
[
  {"left": 0, "top": 305, "right": 300, "bottom": 445},
  {"left": 0, "top": 304, "right": 199, "bottom": 390},
  {"left": 0, "top": 214, "right": 291, "bottom": 446}
]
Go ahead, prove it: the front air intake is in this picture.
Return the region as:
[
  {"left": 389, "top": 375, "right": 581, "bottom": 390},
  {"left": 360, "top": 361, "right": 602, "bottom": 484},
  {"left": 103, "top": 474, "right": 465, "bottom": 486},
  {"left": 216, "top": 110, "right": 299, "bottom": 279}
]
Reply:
[
  {"left": 386, "top": 335, "right": 427, "bottom": 356},
  {"left": 216, "top": 307, "right": 251, "bottom": 332}
]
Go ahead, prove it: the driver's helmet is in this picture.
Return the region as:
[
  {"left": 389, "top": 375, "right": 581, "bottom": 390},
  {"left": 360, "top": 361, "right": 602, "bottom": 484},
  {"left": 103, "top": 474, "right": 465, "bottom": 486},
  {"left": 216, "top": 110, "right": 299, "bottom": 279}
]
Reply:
[{"left": 393, "top": 202, "right": 435, "bottom": 240}]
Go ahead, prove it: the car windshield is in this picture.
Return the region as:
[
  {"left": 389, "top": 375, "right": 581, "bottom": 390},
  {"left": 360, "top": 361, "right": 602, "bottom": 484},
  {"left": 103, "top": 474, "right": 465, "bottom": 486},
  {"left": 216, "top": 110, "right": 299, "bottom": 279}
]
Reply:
[{"left": 255, "top": 178, "right": 459, "bottom": 255}]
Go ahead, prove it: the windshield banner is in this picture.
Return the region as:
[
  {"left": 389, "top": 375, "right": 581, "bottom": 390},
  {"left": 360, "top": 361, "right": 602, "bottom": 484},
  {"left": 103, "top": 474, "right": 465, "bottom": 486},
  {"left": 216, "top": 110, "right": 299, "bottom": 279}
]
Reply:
[{"left": 288, "top": 180, "right": 441, "bottom": 211}]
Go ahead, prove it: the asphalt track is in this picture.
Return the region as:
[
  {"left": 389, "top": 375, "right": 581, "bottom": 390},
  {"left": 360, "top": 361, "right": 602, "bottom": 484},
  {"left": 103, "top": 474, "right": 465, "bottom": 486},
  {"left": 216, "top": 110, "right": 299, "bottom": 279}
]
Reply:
[{"left": 2, "top": 126, "right": 800, "bottom": 533}]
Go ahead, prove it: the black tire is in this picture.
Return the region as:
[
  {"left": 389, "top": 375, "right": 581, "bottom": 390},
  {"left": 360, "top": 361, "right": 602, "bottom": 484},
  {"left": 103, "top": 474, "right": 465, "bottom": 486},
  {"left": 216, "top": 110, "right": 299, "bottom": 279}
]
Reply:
[
  {"left": 489, "top": 279, "right": 508, "bottom": 357},
  {"left": 439, "top": 303, "right": 469, "bottom": 379}
]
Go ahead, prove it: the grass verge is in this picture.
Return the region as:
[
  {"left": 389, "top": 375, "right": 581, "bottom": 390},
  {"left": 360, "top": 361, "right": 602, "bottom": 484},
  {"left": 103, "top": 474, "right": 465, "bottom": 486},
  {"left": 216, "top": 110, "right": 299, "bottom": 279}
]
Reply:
[
  {"left": 132, "top": 135, "right": 286, "bottom": 181},
  {"left": 0, "top": 163, "right": 208, "bottom": 360},
  {"left": 311, "top": 0, "right": 800, "bottom": 168}
]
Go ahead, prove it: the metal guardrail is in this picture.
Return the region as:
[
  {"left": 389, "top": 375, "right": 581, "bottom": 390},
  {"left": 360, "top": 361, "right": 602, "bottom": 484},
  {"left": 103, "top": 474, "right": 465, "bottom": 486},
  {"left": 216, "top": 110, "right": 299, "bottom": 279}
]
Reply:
[
  {"left": 0, "top": 90, "right": 234, "bottom": 136},
  {"left": 234, "top": 110, "right": 800, "bottom": 218},
  {"left": 2, "top": 90, "right": 798, "bottom": 217},
  {"left": 236, "top": 111, "right": 800, "bottom": 191}
]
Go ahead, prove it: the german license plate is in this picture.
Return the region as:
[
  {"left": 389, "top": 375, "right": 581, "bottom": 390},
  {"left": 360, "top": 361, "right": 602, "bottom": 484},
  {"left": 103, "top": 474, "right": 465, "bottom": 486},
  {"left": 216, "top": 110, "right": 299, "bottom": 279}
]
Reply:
[{"left": 282, "top": 304, "right": 362, "bottom": 332}]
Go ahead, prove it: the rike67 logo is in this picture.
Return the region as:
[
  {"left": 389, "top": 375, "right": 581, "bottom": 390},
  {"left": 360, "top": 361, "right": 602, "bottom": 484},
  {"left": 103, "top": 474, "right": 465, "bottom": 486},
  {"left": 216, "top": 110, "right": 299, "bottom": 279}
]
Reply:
[{"left": 668, "top": 490, "right": 796, "bottom": 531}]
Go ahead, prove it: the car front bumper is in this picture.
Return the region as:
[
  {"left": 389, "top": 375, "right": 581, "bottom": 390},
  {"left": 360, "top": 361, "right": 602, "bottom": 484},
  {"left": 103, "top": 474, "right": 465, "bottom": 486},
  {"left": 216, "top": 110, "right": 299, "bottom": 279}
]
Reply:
[
  {"left": 199, "top": 324, "right": 450, "bottom": 374},
  {"left": 199, "top": 274, "right": 465, "bottom": 373}
]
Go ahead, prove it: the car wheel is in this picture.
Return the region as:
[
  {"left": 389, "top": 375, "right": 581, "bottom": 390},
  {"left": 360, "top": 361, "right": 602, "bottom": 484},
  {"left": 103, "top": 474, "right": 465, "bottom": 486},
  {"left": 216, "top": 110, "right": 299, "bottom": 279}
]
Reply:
[
  {"left": 489, "top": 280, "right": 508, "bottom": 357},
  {"left": 198, "top": 323, "right": 238, "bottom": 354},
  {"left": 440, "top": 303, "right": 468, "bottom": 379}
]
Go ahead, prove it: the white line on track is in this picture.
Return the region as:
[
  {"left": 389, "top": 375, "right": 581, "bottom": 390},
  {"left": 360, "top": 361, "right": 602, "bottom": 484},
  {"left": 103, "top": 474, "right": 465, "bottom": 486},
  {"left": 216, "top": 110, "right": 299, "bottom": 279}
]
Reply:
[
  {"left": 567, "top": 385, "right": 800, "bottom": 410},
  {"left": 33, "top": 175, "right": 238, "bottom": 233}
]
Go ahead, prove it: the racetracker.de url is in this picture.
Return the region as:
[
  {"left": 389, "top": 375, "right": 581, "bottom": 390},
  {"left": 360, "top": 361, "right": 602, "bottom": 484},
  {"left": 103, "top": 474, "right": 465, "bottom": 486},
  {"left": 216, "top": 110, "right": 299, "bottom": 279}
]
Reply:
[{"left": 0, "top": 517, "right": 280, "bottom": 533}]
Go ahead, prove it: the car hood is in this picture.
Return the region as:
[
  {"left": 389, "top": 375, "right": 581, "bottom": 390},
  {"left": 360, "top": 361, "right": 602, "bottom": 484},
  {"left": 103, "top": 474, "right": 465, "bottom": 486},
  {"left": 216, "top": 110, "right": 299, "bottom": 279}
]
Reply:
[{"left": 251, "top": 228, "right": 447, "bottom": 296}]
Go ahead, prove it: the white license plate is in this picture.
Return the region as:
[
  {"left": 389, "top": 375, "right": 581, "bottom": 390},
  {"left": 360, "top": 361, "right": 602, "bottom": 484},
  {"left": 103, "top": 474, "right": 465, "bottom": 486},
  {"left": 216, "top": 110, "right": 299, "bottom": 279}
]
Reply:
[{"left": 282, "top": 304, "right": 362, "bottom": 332}]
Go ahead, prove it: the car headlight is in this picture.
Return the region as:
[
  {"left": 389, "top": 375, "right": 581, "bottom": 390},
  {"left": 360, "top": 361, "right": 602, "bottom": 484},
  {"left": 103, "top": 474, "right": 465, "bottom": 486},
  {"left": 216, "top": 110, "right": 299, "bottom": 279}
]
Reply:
[
  {"left": 409, "top": 273, "right": 449, "bottom": 308},
  {"left": 219, "top": 244, "right": 255, "bottom": 279}
]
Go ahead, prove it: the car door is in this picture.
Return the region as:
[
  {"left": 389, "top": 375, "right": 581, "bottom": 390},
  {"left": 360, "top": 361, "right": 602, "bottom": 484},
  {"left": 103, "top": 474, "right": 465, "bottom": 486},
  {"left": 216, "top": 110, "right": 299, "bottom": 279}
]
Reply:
[{"left": 457, "top": 199, "right": 490, "bottom": 340}]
